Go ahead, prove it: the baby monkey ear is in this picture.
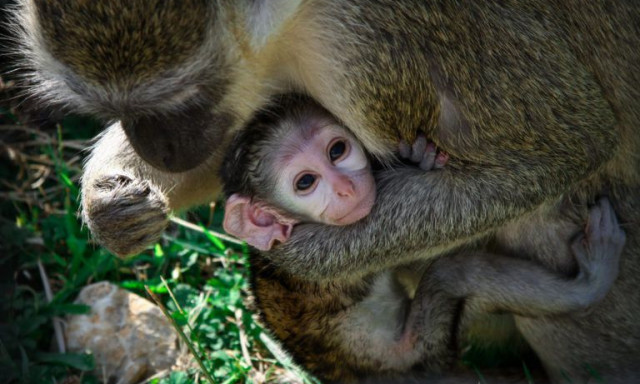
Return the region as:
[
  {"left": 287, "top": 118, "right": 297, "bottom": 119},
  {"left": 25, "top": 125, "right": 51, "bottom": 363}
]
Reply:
[{"left": 223, "top": 194, "right": 295, "bottom": 251}]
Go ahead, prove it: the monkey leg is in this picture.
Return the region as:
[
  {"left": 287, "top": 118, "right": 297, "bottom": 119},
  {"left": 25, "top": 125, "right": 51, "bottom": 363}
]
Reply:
[
  {"left": 401, "top": 278, "right": 459, "bottom": 372},
  {"left": 424, "top": 198, "right": 624, "bottom": 317}
]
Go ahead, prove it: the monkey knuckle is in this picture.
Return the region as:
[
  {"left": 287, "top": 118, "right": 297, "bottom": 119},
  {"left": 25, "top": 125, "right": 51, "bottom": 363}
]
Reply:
[
  {"left": 92, "top": 221, "right": 165, "bottom": 257},
  {"left": 117, "top": 181, "right": 155, "bottom": 200},
  {"left": 87, "top": 186, "right": 168, "bottom": 220},
  {"left": 113, "top": 174, "right": 134, "bottom": 186},
  {"left": 93, "top": 174, "right": 133, "bottom": 191},
  {"left": 126, "top": 184, "right": 152, "bottom": 198},
  {"left": 91, "top": 176, "right": 163, "bottom": 207}
]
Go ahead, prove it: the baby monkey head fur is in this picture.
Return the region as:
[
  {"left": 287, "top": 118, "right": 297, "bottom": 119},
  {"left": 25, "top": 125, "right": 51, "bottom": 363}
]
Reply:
[
  {"left": 220, "top": 94, "right": 377, "bottom": 249},
  {"left": 221, "top": 94, "right": 343, "bottom": 219}
]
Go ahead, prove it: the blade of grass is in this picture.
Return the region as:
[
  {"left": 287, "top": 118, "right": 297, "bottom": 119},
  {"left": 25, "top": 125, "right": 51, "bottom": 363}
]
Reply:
[
  {"left": 37, "top": 258, "right": 66, "bottom": 353},
  {"left": 522, "top": 361, "right": 534, "bottom": 384},
  {"left": 170, "top": 216, "right": 244, "bottom": 246},
  {"left": 234, "top": 308, "right": 254, "bottom": 371},
  {"left": 199, "top": 223, "right": 227, "bottom": 251},
  {"left": 258, "top": 332, "right": 320, "bottom": 384},
  {"left": 144, "top": 286, "right": 217, "bottom": 384},
  {"left": 160, "top": 276, "right": 185, "bottom": 315}
]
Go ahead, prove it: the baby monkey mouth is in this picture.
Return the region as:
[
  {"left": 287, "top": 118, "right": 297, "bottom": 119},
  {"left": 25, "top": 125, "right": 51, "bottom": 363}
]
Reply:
[{"left": 334, "top": 188, "right": 377, "bottom": 225}]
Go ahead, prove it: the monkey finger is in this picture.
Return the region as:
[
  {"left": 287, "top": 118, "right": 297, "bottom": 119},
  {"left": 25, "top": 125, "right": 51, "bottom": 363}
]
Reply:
[
  {"left": 434, "top": 152, "right": 450, "bottom": 169},
  {"left": 398, "top": 141, "right": 412, "bottom": 159},
  {"left": 586, "top": 204, "right": 603, "bottom": 240},
  {"left": 597, "top": 197, "right": 614, "bottom": 232},
  {"left": 410, "top": 135, "right": 428, "bottom": 163},
  {"left": 419, "top": 143, "right": 437, "bottom": 171},
  {"left": 597, "top": 197, "right": 626, "bottom": 251},
  {"left": 571, "top": 234, "right": 587, "bottom": 258}
]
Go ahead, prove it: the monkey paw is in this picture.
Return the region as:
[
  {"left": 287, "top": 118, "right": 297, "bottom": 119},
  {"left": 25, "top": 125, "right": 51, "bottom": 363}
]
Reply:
[
  {"left": 82, "top": 174, "right": 170, "bottom": 257},
  {"left": 571, "top": 197, "right": 625, "bottom": 307},
  {"left": 398, "top": 134, "right": 448, "bottom": 171}
]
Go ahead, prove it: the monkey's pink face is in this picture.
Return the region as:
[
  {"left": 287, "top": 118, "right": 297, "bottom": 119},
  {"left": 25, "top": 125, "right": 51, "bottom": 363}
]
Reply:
[{"left": 275, "top": 125, "right": 376, "bottom": 226}]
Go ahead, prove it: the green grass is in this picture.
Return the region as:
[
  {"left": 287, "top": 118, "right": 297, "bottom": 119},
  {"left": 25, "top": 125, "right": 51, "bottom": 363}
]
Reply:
[{"left": 0, "top": 77, "right": 318, "bottom": 384}]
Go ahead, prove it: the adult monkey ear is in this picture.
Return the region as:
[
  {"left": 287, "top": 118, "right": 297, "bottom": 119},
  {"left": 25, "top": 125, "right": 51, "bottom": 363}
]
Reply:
[
  {"left": 122, "top": 104, "right": 232, "bottom": 173},
  {"left": 223, "top": 194, "right": 295, "bottom": 251}
]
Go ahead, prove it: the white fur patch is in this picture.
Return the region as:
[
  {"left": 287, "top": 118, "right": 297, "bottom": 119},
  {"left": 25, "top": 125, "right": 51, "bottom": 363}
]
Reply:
[{"left": 246, "top": 0, "right": 303, "bottom": 49}]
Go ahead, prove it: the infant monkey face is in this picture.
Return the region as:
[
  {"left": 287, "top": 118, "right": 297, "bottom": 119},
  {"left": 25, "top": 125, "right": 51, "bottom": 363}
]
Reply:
[{"left": 276, "top": 124, "right": 376, "bottom": 225}]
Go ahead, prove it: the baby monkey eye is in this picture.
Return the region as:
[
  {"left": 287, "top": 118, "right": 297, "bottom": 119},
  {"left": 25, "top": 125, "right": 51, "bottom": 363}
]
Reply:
[
  {"left": 295, "top": 174, "right": 316, "bottom": 192},
  {"left": 328, "top": 139, "right": 349, "bottom": 162}
]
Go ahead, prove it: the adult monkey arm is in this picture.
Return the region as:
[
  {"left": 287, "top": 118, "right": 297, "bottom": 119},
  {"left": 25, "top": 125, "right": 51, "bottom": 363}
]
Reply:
[{"left": 266, "top": 1, "right": 622, "bottom": 279}]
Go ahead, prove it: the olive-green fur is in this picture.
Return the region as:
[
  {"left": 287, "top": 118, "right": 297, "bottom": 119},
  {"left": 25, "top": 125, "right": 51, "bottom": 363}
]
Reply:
[{"left": 37, "top": 0, "right": 211, "bottom": 89}]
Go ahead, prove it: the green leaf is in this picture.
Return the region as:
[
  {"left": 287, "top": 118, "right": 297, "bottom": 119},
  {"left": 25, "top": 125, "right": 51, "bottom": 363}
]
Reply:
[
  {"left": 200, "top": 224, "right": 227, "bottom": 251},
  {"left": 48, "top": 303, "right": 91, "bottom": 316},
  {"left": 34, "top": 352, "right": 94, "bottom": 371},
  {"left": 154, "top": 243, "right": 165, "bottom": 257},
  {"left": 59, "top": 172, "right": 74, "bottom": 190},
  {"left": 171, "top": 311, "right": 189, "bottom": 327},
  {"left": 18, "top": 315, "right": 49, "bottom": 336},
  {"left": 164, "top": 371, "right": 189, "bottom": 384}
]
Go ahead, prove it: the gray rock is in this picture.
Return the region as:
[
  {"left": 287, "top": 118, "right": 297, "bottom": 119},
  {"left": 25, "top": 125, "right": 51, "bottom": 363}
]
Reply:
[{"left": 65, "top": 282, "right": 178, "bottom": 384}]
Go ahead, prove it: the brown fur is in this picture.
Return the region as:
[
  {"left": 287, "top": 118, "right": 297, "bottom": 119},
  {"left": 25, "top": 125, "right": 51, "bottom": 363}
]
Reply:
[{"left": 37, "top": 0, "right": 210, "bottom": 91}]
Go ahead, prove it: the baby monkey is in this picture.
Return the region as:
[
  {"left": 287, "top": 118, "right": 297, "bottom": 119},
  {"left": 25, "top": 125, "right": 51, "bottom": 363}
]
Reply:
[{"left": 222, "top": 94, "right": 447, "bottom": 250}]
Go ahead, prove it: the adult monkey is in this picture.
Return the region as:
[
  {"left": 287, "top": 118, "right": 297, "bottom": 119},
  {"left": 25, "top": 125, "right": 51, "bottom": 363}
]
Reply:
[{"left": 14, "top": 0, "right": 640, "bottom": 382}]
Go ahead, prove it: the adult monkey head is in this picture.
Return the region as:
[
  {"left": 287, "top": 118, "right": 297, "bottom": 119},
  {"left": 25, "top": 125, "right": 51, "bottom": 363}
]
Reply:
[{"left": 15, "top": 0, "right": 300, "bottom": 173}]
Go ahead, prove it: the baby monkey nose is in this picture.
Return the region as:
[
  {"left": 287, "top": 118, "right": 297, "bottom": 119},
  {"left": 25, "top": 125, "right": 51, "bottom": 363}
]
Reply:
[{"left": 333, "top": 175, "right": 356, "bottom": 197}]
